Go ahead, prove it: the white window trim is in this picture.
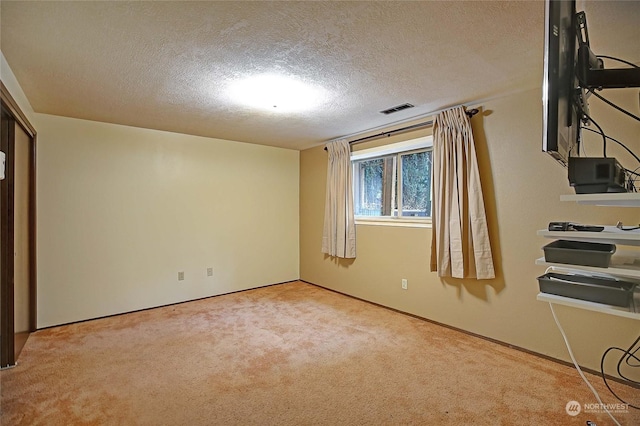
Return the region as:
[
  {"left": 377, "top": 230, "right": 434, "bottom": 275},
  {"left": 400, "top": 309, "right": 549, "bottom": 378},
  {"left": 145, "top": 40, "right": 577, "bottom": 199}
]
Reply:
[
  {"left": 351, "top": 136, "right": 433, "bottom": 227},
  {"left": 350, "top": 135, "right": 433, "bottom": 161},
  {"left": 355, "top": 217, "right": 432, "bottom": 228}
]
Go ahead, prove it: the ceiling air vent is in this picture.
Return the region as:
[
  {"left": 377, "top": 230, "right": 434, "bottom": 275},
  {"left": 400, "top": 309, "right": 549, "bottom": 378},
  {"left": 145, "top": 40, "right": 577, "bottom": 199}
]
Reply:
[{"left": 380, "top": 103, "right": 414, "bottom": 115}]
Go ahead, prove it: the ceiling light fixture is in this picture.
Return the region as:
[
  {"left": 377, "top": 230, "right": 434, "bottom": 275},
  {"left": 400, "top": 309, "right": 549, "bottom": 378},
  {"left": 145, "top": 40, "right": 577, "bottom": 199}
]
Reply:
[{"left": 227, "top": 74, "right": 325, "bottom": 113}]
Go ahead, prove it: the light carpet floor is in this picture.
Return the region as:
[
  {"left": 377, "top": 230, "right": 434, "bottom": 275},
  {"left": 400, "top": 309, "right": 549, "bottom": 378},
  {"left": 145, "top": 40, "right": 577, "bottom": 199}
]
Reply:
[{"left": 1, "top": 281, "right": 638, "bottom": 425}]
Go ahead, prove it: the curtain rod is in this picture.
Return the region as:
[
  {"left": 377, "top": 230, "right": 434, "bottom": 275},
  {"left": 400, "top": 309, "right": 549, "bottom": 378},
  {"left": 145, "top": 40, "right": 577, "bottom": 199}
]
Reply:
[{"left": 324, "top": 108, "right": 479, "bottom": 151}]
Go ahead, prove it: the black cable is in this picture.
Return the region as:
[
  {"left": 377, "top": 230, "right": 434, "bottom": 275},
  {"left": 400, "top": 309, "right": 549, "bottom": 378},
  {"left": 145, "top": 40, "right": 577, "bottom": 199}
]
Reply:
[
  {"left": 580, "top": 126, "right": 640, "bottom": 192},
  {"left": 580, "top": 111, "right": 608, "bottom": 157},
  {"left": 615, "top": 336, "right": 640, "bottom": 383},
  {"left": 588, "top": 89, "right": 640, "bottom": 123},
  {"left": 597, "top": 55, "right": 640, "bottom": 68},
  {"left": 629, "top": 166, "right": 640, "bottom": 192},
  {"left": 582, "top": 127, "right": 640, "bottom": 165},
  {"left": 616, "top": 346, "right": 640, "bottom": 384},
  {"left": 600, "top": 334, "right": 640, "bottom": 410},
  {"left": 577, "top": 55, "right": 639, "bottom": 158},
  {"left": 627, "top": 346, "right": 640, "bottom": 367},
  {"left": 628, "top": 173, "right": 638, "bottom": 193}
]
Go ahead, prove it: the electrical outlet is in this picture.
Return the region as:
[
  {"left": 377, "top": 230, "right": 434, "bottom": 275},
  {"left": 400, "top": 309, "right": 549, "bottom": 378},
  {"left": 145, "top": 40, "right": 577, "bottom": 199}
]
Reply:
[
  {"left": 178, "top": 271, "right": 185, "bottom": 281},
  {"left": 207, "top": 267, "right": 214, "bottom": 277},
  {"left": 401, "top": 279, "right": 408, "bottom": 290}
]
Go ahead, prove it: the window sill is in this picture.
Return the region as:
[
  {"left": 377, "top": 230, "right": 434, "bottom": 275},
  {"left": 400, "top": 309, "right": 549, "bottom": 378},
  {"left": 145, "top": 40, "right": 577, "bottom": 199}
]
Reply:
[{"left": 355, "top": 217, "right": 432, "bottom": 228}]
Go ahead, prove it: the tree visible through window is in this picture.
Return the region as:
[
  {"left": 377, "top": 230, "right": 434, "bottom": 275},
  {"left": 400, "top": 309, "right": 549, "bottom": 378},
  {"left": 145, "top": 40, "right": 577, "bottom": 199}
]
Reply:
[
  {"left": 353, "top": 148, "right": 432, "bottom": 218},
  {"left": 360, "top": 158, "right": 385, "bottom": 215},
  {"left": 402, "top": 151, "right": 431, "bottom": 216}
]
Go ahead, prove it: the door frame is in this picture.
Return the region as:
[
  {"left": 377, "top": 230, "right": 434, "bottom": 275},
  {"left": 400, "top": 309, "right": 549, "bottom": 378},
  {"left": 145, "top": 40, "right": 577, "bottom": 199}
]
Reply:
[{"left": 1, "top": 81, "right": 37, "bottom": 368}]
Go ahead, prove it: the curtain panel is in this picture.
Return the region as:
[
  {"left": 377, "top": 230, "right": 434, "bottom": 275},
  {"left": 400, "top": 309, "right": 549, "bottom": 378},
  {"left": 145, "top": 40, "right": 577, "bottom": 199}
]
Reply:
[
  {"left": 430, "top": 107, "right": 495, "bottom": 279},
  {"left": 322, "top": 140, "right": 356, "bottom": 259}
]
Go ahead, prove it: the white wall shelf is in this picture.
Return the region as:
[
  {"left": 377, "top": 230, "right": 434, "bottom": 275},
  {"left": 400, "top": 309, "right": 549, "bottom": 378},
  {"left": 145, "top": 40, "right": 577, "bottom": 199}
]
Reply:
[
  {"left": 535, "top": 252, "right": 640, "bottom": 279},
  {"left": 536, "top": 194, "right": 640, "bottom": 318},
  {"left": 560, "top": 193, "right": 640, "bottom": 207},
  {"left": 537, "top": 229, "right": 640, "bottom": 246},
  {"left": 536, "top": 293, "right": 640, "bottom": 320}
]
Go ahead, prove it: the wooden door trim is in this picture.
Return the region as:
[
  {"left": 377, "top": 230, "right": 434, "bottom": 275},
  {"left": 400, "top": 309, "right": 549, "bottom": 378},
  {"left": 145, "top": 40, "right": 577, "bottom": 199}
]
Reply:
[
  {"left": 0, "top": 110, "right": 15, "bottom": 367},
  {"left": 0, "top": 80, "right": 37, "bottom": 367},
  {"left": 0, "top": 82, "right": 36, "bottom": 138}
]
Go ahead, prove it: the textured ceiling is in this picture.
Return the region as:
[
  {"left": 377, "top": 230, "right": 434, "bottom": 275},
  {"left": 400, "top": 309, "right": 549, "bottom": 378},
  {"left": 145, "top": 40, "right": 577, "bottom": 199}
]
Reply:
[{"left": 1, "top": 1, "right": 639, "bottom": 150}]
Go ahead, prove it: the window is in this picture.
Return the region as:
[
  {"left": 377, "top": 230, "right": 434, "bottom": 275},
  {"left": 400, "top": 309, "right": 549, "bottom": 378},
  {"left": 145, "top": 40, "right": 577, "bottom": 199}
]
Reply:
[{"left": 351, "top": 136, "right": 432, "bottom": 222}]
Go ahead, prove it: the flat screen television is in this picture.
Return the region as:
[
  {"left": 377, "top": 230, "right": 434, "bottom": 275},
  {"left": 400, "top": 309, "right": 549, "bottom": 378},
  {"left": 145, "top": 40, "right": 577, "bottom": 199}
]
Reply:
[
  {"left": 542, "top": 0, "right": 582, "bottom": 167},
  {"left": 542, "top": 0, "right": 640, "bottom": 170}
]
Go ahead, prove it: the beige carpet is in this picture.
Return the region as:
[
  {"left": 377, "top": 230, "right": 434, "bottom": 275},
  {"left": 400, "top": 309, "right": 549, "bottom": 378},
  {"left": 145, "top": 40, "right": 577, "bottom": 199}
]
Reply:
[{"left": 1, "top": 281, "right": 638, "bottom": 425}]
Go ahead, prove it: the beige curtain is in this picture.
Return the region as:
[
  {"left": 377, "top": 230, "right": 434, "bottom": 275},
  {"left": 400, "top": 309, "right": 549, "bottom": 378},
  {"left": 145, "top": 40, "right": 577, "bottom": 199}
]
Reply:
[
  {"left": 322, "top": 140, "right": 356, "bottom": 258},
  {"left": 430, "top": 107, "right": 495, "bottom": 279}
]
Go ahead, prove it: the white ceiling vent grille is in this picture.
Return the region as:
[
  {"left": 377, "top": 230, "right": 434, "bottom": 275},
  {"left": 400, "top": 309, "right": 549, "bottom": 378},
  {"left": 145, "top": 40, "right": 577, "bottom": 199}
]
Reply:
[{"left": 380, "top": 103, "right": 415, "bottom": 115}]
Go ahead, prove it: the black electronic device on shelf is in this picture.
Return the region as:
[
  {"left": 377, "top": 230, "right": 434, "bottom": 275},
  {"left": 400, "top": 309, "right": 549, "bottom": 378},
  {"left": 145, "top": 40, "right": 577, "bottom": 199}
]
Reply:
[
  {"left": 568, "top": 157, "right": 629, "bottom": 194},
  {"left": 547, "top": 221, "right": 604, "bottom": 232}
]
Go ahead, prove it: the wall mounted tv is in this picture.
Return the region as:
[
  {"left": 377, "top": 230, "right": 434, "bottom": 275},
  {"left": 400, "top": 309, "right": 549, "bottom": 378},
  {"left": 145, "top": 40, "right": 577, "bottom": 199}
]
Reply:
[
  {"left": 542, "top": 0, "right": 582, "bottom": 167},
  {"left": 542, "top": 0, "right": 640, "bottom": 169}
]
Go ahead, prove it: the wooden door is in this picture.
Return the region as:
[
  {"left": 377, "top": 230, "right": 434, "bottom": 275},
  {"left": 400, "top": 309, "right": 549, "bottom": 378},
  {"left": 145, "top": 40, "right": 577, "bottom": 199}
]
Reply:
[
  {"left": 0, "top": 83, "right": 37, "bottom": 369},
  {"left": 13, "top": 120, "right": 33, "bottom": 360}
]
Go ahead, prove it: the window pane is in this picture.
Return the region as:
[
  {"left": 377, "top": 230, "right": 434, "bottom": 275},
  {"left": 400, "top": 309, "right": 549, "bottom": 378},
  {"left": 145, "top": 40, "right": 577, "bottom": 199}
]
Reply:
[
  {"left": 401, "top": 151, "right": 431, "bottom": 217},
  {"left": 354, "top": 158, "right": 384, "bottom": 216}
]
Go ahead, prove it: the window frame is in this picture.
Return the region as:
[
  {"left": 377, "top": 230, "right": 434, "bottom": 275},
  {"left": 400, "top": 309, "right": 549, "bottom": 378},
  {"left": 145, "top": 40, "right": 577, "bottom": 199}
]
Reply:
[{"left": 351, "top": 136, "right": 433, "bottom": 227}]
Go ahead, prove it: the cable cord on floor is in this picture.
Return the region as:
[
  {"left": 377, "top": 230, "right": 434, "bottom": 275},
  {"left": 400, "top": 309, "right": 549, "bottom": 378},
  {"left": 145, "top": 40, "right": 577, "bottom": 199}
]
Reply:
[
  {"left": 548, "top": 302, "right": 622, "bottom": 426},
  {"left": 600, "top": 334, "right": 640, "bottom": 409}
]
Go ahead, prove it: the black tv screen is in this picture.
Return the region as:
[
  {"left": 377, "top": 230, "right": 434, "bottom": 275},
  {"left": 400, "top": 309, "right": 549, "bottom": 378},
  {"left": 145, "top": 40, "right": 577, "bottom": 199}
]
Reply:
[{"left": 542, "top": 0, "right": 581, "bottom": 166}]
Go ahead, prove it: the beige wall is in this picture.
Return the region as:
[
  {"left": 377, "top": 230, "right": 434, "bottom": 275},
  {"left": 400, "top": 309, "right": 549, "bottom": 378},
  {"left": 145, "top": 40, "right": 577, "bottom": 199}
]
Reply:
[
  {"left": 36, "top": 114, "right": 299, "bottom": 328},
  {"left": 5, "top": 43, "right": 640, "bottom": 370},
  {"left": 300, "top": 87, "right": 640, "bottom": 372}
]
